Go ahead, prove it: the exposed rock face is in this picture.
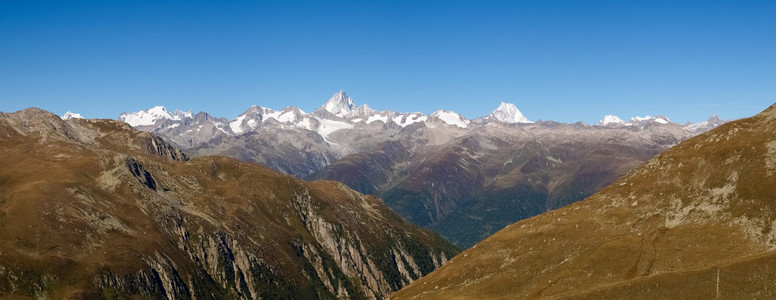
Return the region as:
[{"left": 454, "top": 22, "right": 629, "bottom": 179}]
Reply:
[
  {"left": 392, "top": 103, "right": 776, "bottom": 299},
  {"left": 0, "top": 108, "right": 457, "bottom": 299},
  {"left": 139, "top": 133, "right": 188, "bottom": 161},
  {"left": 125, "top": 157, "right": 158, "bottom": 191}
]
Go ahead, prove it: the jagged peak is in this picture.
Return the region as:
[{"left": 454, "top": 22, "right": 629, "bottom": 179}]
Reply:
[
  {"left": 487, "top": 102, "right": 532, "bottom": 123},
  {"left": 241, "top": 105, "right": 275, "bottom": 115},
  {"left": 318, "top": 90, "right": 357, "bottom": 117},
  {"left": 280, "top": 106, "right": 306, "bottom": 114},
  {"left": 349, "top": 104, "right": 377, "bottom": 117},
  {"left": 171, "top": 109, "right": 192, "bottom": 119}
]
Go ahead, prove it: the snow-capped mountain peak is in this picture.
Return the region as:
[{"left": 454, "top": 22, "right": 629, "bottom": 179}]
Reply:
[
  {"left": 353, "top": 104, "right": 376, "bottom": 116},
  {"left": 629, "top": 115, "right": 669, "bottom": 124},
  {"left": 229, "top": 105, "right": 276, "bottom": 134},
  {"left": 61, "top": 111, "right": 84, "bottom": 120},
  {"left": 683, "top": 114, "right": 725, "bottom": 132},
  {"left": 598, "top": 114, "right": 671, "bottom": 127},
  {"left": 597, "top": 115, "right": 625, "bottom": 126},
  {"left": 172, "top": 110, "right": 193, "bottom": 120},
  {"left": 119, "top": 106, "right": 174, "bottom": 127},
  {"left": 431, "top": 110, "right": 470, "bottom": 128},
  {"left": 320, "top": 90, "right": 357, "bottom": 117},
  {"left": 487, "top": 102, "right": 532, "bottom": 123}
]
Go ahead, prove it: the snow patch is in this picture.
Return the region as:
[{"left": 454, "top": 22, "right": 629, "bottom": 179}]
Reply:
[
  {"left": 230, "top": 115, "right": 246, "bottom": 134},
  {"left": 598, "top": 115, "right": 625, "bottom": 126},
  {"left": 631, "top": 115, "right": 653, "bottom": 122},
  {"left": 277, "top": 110, "right": 298, "bottom": 123},
  {"left": 366, "top": 114, "right": 388, "bottom": 124},
  {"left": 684, "top": 121, "right": 709, "bottom": 132},
  {"left": 598, "top": 114, "right": 672, "bottom": 127},
  {"left": 61, "top": 111, "right": 84, "bottom": 120},
  {"left": 431, "top": 110, "right": 470, "bottom": 128},
  {"left": 264, "top": 110, "right": 282, "bottom": 121},
  {"left": 316, "top": 118, "right": 354, "bottom": 143},
  {"left": 297, "top": 117, "right": 313, "bottom": 130},
  {"left": 393, "top": 113, "right": 428, "bottom": 127},
  {"left": 172, "top": 110, "right": 193, "bottom": 120},
  {"left": 246, "top": 119, "right": 258, "bottom": 129},
  {"left": 120, "top": 106, "right": 174, "bottom": 127}
]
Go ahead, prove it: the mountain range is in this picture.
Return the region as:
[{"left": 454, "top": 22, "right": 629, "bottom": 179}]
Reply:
[
  {"left": 115, "top": 91, "right": 720, "bottom": 155},
  {"left": 393, "top": 102, "right": 776, "bottom": 299},
  {"left": 110, "top": 91, "right": 725, "bottom": 248},
  {"left": 0, "top": 108, "right": 457, "bottom": 299}
]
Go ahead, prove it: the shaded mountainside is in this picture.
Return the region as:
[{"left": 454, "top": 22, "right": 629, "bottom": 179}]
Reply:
[
  {"left": 392, "top": 103, "right": 776, "bottom": 299},
  {"left": 0, "top": 108, "right": 458, "bottom": 299},
  {"left": 312, "top": 124, "right": 688, "bottom": 248}
]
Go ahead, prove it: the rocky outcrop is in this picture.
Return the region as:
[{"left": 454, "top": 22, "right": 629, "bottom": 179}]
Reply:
[
  {"left": 140, "top": 133, "right": 188, "bottom": 161},
  {"left": 125, "top": 157, "right": 158, "bottom": 191},
  {"left": 290, "top": 190, "right": 449, "bottom": 298},
  {"left": 85, "top": 187, "right": 454, "bottom": 299}
]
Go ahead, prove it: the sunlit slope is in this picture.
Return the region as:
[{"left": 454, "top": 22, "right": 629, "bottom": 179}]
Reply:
[
  {"left": 0, "top": 108, "right": 457, "bottom": 299},
  {"left": 393, "top": 103, "right": 776, "bottom": 299}
]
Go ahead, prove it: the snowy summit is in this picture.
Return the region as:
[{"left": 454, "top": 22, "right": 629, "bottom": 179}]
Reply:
[
  {"left": 61, "top": 111, "right": 84, "bottom": 120},
  {"left": 320, "top": 90, "right": 357, "bottom": 117},
  {"left": 597, "top": 115, "right": 625, "bottom": 126},
  {"left": 630, "top": 115, "right": 669, "bottom": 124},
  {"left": 119, "top": 106, "right": 174, "bottom": 127},
  {"left": 431, "top": 110, "right": 470, "bottom": 128},
  {"left": 487, "top": 102, "right": 532, "bottom": 123},
  {"left": 597, "top": 114, "right": 671, "bottom": 126}
]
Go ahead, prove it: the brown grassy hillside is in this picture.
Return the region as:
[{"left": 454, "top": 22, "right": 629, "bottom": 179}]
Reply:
[
  {"left": 392, "top": 104, "right": 776, "bottom": 299},
  {"left": 0, "top": 108, "right": 458, "bottom": 299}
]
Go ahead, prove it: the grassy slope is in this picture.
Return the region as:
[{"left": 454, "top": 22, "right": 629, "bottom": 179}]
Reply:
[
  {"left": 393, "top": 104, "right": 776, "bottom": 299},
  {"left": 0, "top": 112, "right": 458, "bottom": 298}
]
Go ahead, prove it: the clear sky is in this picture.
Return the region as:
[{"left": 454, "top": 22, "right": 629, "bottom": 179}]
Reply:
[{"left": 1, "top": 0, "right": 775, "bottom": 124}]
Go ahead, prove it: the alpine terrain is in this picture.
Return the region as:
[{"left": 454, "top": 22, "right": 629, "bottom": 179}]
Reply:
[
  {"left": 119, "top": 91, "right": 725, "bottom": 248},
  {"left": 392, "top": 103, "right": 776, "bottom": 299},
  {"left": 0, "top": 108, "right": 458, "bottom": 299}
]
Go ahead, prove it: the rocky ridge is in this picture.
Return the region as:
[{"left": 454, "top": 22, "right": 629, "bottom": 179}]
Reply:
[
  {"left": 0, "top": 108, "right": 457, "bottom": 299},
  {"left": 118, "top": 90, "right": 720, "bottom": 163}
]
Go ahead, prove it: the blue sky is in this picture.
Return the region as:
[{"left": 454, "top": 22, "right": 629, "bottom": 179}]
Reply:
[{"left": 1, "top": 0, "right": 775, "bottom": 124}]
